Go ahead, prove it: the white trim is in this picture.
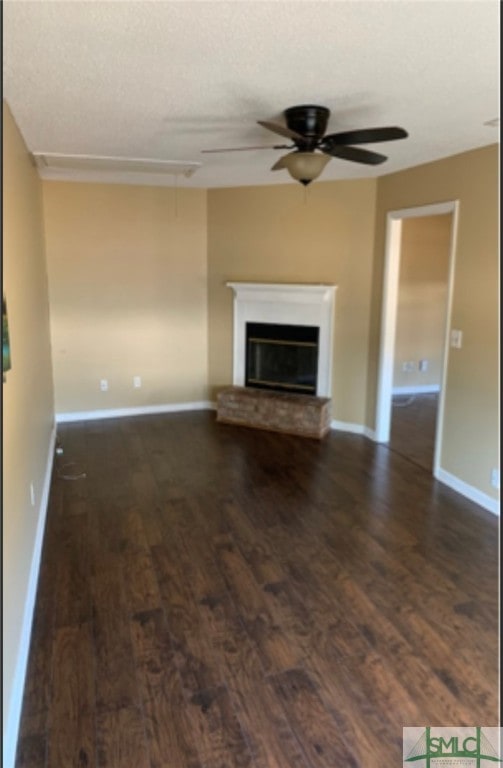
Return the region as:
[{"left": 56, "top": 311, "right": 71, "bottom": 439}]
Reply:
[
  {"left": 382, "top": 202, "right": 457, "bottom": 220},
  {"left": 3, "top": 423, "right": 57, "bottom": 768},
  {"left": 32, "top": 152, "right": 201, "bottom": 186},
  {"left": 226, "top": 282, "right": 336, "bottom": 398},
  {"left": 375, "top": 216, "right": 403, "bottom": 441},
  {"left": 332, "top": 418, "right": 499, "bottom": 515},
  {"left": 435, "top": 467, "right": 500, "bottom": 516},
  {"left": 331, "top": 419, "right": 365, "bottom": 434},
  {"left": 56, "top": 401, "right": 213, "bottom": 423},
  {"left": 363, "top": 426, "right": 378, "bottom": 441},
  {"left": 432, "top": 204, "right": 459, "bottom": 474},
  {"left": 392, "top": 385, "right": 441, "bottom": 395},
  {"left": 330, "top": 420, "right": 376, "bottom": 440},
  {"left": 34, "top": 168, "right": 197, "bottom": 188}
]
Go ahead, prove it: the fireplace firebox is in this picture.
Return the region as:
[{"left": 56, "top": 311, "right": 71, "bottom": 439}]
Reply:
[{"left": 245, "top": 322, "right": 319, "bottom": 395}]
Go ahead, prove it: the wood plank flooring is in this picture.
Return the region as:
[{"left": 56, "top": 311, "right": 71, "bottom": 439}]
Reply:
[
  {"left": 389, "top": 393, "right": 438, "bottom": 471},
  {"left": 15, "top": 411, "right": 499, "bottom": 768}
]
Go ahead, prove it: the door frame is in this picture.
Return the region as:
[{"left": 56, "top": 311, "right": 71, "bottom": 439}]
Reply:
[{"left": 374, "top": 200, "right": 460, "bottom": 476}]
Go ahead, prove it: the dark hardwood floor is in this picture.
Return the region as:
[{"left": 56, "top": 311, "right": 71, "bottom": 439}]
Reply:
[
  {"left": 389, "top": 393, "right": 438, "bottom": 471},
  {"left": 15, "top": 411, "right": 499, "bottom": 768}
]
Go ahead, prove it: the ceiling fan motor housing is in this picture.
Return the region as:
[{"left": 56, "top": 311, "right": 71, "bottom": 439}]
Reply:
[
  {"left": 284, "top": 105, "right": 330, "bottom": 149},
  {"left": 203, "top": 103, "right": 407, "bottom": 180}
]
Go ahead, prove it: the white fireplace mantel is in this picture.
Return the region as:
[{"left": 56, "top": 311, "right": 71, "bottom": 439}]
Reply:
[{"left": 227, "top": 282, "right": 336, "bottom": 397}]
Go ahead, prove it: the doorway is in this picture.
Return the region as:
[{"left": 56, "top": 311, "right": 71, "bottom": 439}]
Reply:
[{"left": 375, "top": 201, "right": 459, "bottom": 476}]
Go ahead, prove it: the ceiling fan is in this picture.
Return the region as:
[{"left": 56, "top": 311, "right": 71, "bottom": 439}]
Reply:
[{"left": 202, "top": 104, "right": 408, "bottom": 185}]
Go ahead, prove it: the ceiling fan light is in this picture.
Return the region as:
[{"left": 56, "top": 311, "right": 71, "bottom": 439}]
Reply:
[{"left": 281, "top": 151, "right": 330, "bottom": 185}]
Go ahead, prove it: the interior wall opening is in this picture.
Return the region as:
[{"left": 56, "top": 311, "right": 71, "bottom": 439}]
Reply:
[{"left": 375, "top": 201, "right": 459, "bottom": 477}]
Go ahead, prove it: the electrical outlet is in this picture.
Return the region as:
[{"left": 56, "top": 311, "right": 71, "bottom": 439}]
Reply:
[
  {"left": 419, "top": 359, "right": 428, "bottom": 372},
  {"left": 402, "top": 361, "right": 415, "bottom": 372},
  {"left": 450, "top": 329, "right": 463, "bottom": 349},
  {"left": 100, "top": 379, "right": 108, "bottom": 391},
  {"left": 30, "top": 483, "right": 35, "bottom": 506},
  {"left": 491, "top": 468, "right": 500, "bottom": 490},
  {"left": 133, "top": 376, "right": 142, "bottom": 388}
]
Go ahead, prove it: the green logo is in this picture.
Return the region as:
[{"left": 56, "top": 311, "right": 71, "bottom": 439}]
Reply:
[{"left": 404, "top": 727, "right": 501, "bottom": 767}]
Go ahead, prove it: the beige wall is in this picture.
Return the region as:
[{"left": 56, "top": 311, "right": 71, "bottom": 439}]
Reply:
[
  {"left": 368, "top": 145, "right": 499, "bottom": 498},
  {"left": 2, "top": 104, "right": 55, "bottom": 735},
  {"left": 208, "top": 147, "right": 498, "bottom": 499},
  {"left": 207, "top": 180, "right": 377, "bottom": 424},
  {"left": 42, "top": 182, "right": 208, "bottom": 413},
  {"left": 2, "top": 112, "right": 499, "bottom": 760},
  {"left": 393, "top": 214, "right": 451, "bottom": 389}
]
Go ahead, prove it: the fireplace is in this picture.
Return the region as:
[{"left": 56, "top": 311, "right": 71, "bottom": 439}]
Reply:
[
  {"left": 227, "top": 282, "right": 336, "bottom": 398},
  {"left": 219, "top": 283, "right": 336, "bottom": 437},
  {"left": 245, "top": 322, "right": 319, "bottom": 395}
]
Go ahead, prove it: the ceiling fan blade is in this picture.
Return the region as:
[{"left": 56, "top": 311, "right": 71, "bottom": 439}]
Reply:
[
  {"left": 322, "top": 126, "right": 408, "bottom": 146},
  {"left": 322, "top": 144, "right": 387, "bottom": 165},
  {"left": 271, "top": 156, "right": 288, "bottom": 171},
  {"left": 257, "top": 120, "right": 305, "bottom": 141},
  {"left": 202, "top": 144, "right": 289, "bottom": 153}
]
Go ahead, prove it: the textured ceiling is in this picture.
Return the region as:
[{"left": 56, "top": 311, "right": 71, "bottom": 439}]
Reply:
[{"left": 3, "top": 0, "right": 500, "bottom": 188}]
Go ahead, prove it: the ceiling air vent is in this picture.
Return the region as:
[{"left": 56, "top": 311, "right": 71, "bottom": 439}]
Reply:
[{"left": 31, "top": 153, "right": 201, "bottom": 184}]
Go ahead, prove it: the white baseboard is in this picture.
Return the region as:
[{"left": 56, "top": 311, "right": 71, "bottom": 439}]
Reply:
[
  {"left": 435, "top": 467, "right": 500, "bottom": 516},
  {"left": 3, "top": 422, "right": 57, "bottom": 768},
  {"left": 331, "top": 419, "right": 376, "bottom": 440},
  {"left": 392, "top": 384, "right": 441, "bottom": 395},
  {"left": 331, "top": 422, "right": 499, "bottom": 516},
  {"left": 56, "top": 400, "right": 213, "bottom": 423}
]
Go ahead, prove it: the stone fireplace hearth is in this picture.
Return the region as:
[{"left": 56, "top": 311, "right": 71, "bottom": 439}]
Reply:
[{"left": 216, "top": 386, "right": 331, "bottom": 439}]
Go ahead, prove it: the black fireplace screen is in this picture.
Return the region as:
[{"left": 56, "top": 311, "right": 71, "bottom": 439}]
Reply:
[{"left": 245, "top": 322, "right": 319, "bottom": 395}]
